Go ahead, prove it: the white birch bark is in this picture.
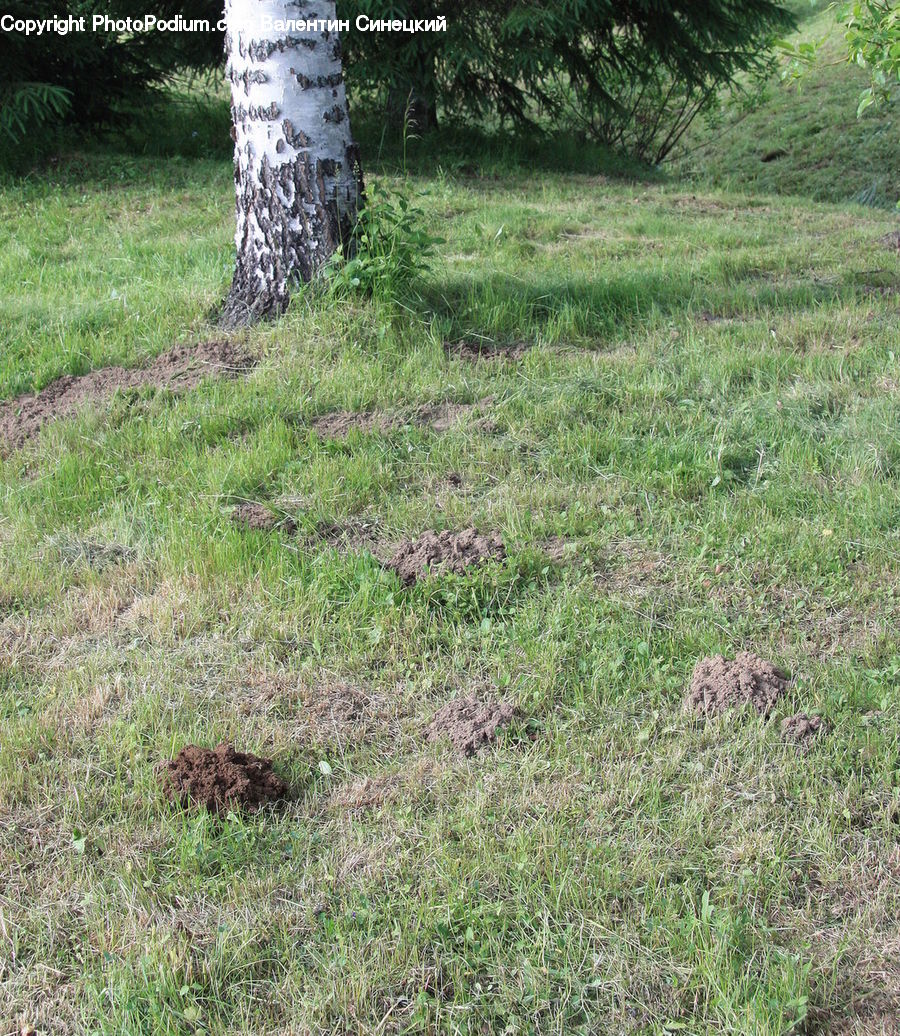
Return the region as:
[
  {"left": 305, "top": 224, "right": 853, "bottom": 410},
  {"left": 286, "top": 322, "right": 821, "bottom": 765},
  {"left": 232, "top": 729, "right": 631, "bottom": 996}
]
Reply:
[{"left": 221, "top": 0, "right": 362, "bottom": 327}]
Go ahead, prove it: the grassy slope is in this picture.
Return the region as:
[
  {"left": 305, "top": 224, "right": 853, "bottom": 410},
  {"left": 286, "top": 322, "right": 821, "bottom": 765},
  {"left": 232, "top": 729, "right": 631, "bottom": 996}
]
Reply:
[
  {"left": 676, "top": 3, "right": 900, "bottom": 210},
  {"left": 1, "top": 59, "right": 900, "bottom": 1036}
]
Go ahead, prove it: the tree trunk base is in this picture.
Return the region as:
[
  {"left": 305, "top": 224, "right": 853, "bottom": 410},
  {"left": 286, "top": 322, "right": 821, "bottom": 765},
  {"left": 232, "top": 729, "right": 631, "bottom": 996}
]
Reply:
[
  {"left": 223, "top": 1, "right": 362, "bottom": 329},
  {"left": 218, "top": 277, "right": 288, "bottom": 331},
  {"left": 219, "top": 145, "right": 363, "bottom": 329}
]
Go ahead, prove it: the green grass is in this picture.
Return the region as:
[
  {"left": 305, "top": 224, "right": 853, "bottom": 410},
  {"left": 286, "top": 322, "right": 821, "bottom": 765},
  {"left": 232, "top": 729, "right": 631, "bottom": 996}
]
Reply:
[
  {"left": 1, "top": 48, "right": 900, "bottom": 1036},
  {"left": 676, "top": 2, "right": 900, "bottom": 210}
]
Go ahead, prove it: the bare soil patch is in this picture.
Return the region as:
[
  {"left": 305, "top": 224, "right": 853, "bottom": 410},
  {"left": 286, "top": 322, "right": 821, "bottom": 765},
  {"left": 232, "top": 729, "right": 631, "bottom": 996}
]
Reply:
[
  {"left": 781, "top": 712, "right": 825, "bottom": 749},
  {"left": 698, "top": 311, "right": 747, "bottom": 326},
  {"left": 159, "top": 742, "right": 286, "bottom": 813},
  {"left": 427, "top": 694, "right": 517, "bottom": 756},
  {"left": 0, "top": 340, "right": 255, "bottom": 449},
  {"left": 237, "top": 673, "right": 397, "bottom": 749},
  {"left": 229, "top": 505, "right": 509, "bottom": 591},
  {"left": 595, "top": 541, "right": 671, "bottom": 597},
  {"left": 687, "top": 651, "right": 789, "bottom": 717},
  {"left": 789, "top": 846, "right": 900, "bottom": 1035},
  {"left": 814, "top": 1012, "right": 900, "bottom": 1035},
  {"left": 543, "top": 536, "right": 580, "bottom": 564},
  {"left": 432, "top": 471, "right": 467, "bottom": 507},
  {"left": 311, "top": 399, "right": 492, "bottom": 439},
  {"left": 446, "top": 339, "right": 531, "bottom": 362},
  {"left": 670, "top": 194, "right": 739, "bottom": 215},
  {"left": 386, "top": 528, "right": 506, "bottom": 586},
  {"left": 298, "top": 680, "right": 383, "bottom": 735},
  {"left": 311, "top": 518, "right": 385, "bottom": 557},
  {"left": 310, "top": 410, "right": 395, "bottom": 438},
  {"left": 861, "top": 283, "right": 900, "bottom": 300},
  {"left": 330, "top": 760, "right": 439, "bottom": 812},
  {"left": 232, "top": 502, "right": 297, "bottom": 534},
  {"left": 412, "top": 400, "right": 479, "bottom": 432},
  {"left": 331, "top": 772, "right": 404, "bottom": 810}
]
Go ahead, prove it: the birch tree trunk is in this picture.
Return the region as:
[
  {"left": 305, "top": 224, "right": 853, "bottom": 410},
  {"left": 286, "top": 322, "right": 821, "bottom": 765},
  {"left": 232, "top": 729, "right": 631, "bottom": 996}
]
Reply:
[{"left": 221, "top": 0, "right": 362, "bottom": 328}]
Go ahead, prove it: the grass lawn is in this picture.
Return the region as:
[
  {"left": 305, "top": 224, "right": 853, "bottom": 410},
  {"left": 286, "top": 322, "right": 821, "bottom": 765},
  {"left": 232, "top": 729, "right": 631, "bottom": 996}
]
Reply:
[
  {"left": 1, "top": 30, "right": 900, "bottom": 1036},
  {"left": 677, "top": 1, "right": 900, "bottom": 210}
]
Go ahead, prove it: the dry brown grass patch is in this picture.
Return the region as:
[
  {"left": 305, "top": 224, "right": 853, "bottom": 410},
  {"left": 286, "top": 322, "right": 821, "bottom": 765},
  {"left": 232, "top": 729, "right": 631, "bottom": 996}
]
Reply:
[{"left": 328, "top": 758, "right": 440, "bottom": 813}]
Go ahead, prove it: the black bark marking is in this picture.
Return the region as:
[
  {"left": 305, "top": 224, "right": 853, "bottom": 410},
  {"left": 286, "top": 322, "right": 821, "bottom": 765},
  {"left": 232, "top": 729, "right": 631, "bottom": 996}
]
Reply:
[
  {"left": 221, "top": 148, "right": 360, "bottom": 328},
  {"left": 323, "top": 105, "right": 345, "bottom": 124},
  {"left": 229, "top": 67, "right": 269, "bottom": 95},
  {"left": 234, "top": 102, "right": 281, "bottom": 122},
  {"left": 246, "top": 36, "right": 317, "bottom": 62},
  {"left": 282, "top": 119, "right": 311, "bottom": 149},
  {"left": 291, "top": 70, "right": 343, "bottom": 90}
]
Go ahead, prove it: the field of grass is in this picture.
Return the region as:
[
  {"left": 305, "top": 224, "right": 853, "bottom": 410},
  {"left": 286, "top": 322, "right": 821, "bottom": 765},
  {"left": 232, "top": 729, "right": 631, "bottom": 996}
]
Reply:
[
  {"left": 677, "top": 2, "right": 900, "bottom": 210},
  {"left": 2, "top": 21, "right": 900, "bottom": 1036}
]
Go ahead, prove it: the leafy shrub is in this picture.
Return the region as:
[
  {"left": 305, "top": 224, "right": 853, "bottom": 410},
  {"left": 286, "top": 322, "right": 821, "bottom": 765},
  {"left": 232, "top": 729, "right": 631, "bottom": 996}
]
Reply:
[
  {"left": 780, "top": 1, "right": 900, "bottom": 116},
  {"left": 843, "top": 0, "right": 900, "bottom": 113},
  {"left": 324, "top": 181, "right": 442, "bottom": 300}
]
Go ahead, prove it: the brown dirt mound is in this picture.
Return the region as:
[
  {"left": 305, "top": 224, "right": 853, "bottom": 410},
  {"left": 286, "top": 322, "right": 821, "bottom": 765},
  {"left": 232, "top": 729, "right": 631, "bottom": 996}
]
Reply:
[
  {"left": 312, "top": 518, "right": 384, "bottom": 557},
  {"left": 781, "top": 712, "right": 825, "bottom": 748},
  {"left": 160, "top": 741, "right": 286, "bottom": 813},
  {"left": 311, "top": 399, "right": 490, "bottom": 439},
  {"left": 310, "top": 410, "right": 395, "bottom": 438},
  {"left": 543, "top": 536, "right": 579, "bottom": 564},
  {"left": 446, "top": 339, "right": 530, "bottom": 362},
  {"left": 687, "top": 651, "right": 789, "bottom": 717},
  {"left": 427, "top": 694, "right": 516, "bottom": 756},
  {"left": 880, "top": 230, "right": 900, "bottom": 253},
  {"left": 386, "top": 527, "right": 506, "bottom": 586},
  {"left": 232, "top": 502, "right": 297, "bottom": 534},
  {"left": 0, "top": 340, "right": 255, "bottom": 449},
  {"left": 412, "top": 401, "right": 477, "bottom": 433}
]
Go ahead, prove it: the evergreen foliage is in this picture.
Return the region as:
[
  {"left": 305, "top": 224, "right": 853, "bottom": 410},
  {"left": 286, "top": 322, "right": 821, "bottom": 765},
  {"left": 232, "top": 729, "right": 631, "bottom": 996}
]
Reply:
[
  {"left": 0, "top": 0, "right": 222, "bottom": 145},
  {"left": 340, "top": 0, "right": 795, "bottom": 161},
  {"left": 1, "top": 1, "right": 794, "bottom": 163}
]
